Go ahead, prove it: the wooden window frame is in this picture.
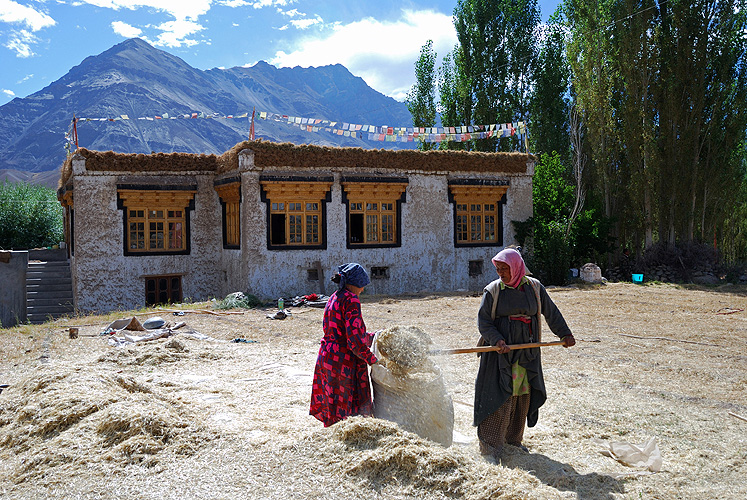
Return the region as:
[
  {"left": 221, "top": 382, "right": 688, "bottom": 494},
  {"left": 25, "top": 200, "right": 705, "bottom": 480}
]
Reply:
[
  {"left": 144, "top": 274, "right": 183, "bottom": 306},
  {"left": 117, "top": 186, "right": 196, "bottom": 256},
  {"left": 215, "top": 180, "right": 241, "bottom": 249},
  {"left": 58, "top": 189, "right": 74, "bottom": 256},
  {"left": 259, "top": 176, "right": 332, "bottom": 250},
  {"left": 448, "top": 181, "right": 508, "bottom": 247},
  {"left": 341, "top": 178, "right": 407, "bottom": 249}
]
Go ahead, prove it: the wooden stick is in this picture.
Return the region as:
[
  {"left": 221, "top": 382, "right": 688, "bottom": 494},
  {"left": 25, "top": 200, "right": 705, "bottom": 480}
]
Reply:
[
  {"left": 431, "top": 340, "right": 566, "bottom": 355},
  {"left": 618, "top": 333, "right": 723, "bottom": 347},
  {"left": 729, "top": 411, "right": 747, "bottom": 423},
  {"left": 157, "top": 308, "right": 244, "bottom": 316}
]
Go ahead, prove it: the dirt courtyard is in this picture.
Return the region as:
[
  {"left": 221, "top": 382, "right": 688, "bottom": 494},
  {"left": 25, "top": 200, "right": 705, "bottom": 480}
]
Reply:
[{"left": 0, "top": 282, "right": 746, "bottom": 499}]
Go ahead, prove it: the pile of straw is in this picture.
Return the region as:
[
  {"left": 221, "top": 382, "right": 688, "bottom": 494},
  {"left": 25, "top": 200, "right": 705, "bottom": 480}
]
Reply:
[
  {"left": 375, "top": 325, "right": 434, "bottom": 376},
  {"left": 0, "top": 367, "right": 217, "bottom": 483},
  {"left": 312, "top": 416, "right": 550, "bottom": 499}
]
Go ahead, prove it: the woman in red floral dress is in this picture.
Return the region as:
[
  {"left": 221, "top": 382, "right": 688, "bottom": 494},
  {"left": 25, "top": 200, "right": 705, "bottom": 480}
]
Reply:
[{"left": 310, "top": 263, "right": 378, "bottom": 427}]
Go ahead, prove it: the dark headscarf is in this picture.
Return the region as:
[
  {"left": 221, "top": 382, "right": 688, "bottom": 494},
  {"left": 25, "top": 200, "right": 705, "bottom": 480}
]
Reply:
[{"left": 337, "top": 263, "right": 370, "bottom": 290}]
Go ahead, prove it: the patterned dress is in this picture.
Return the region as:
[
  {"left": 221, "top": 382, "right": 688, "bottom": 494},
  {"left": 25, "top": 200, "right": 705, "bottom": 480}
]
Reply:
[{"left": 310, "top": 288, "right": 378, "bottom": 427}]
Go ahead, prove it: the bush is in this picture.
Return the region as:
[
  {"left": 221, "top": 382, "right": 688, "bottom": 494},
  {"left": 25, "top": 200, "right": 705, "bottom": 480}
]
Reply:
[
  {"left": 214, "top": 292, "right": 262, "bottom": 310},
  {"left": 0, "top": 181, "right": 64, "bottom": 250}
]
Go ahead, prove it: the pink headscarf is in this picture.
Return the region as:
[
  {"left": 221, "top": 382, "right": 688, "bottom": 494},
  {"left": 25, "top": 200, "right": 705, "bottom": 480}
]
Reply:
[{"left": 492, "top": 248, "right": 527, "bottom": 289}]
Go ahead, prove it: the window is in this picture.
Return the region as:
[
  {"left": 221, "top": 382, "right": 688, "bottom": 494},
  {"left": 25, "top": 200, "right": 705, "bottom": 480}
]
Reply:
[
  {"left": 342, "top": 179, "right": 407, "bottom": 248},
  {"left": 270, "top": 201, "right": 321, "bottom": 245},
  {"left": 456, "top": 203, "right": 496, "bottom": 243},
  {"left": 59, "top": 190, "right": 74, "bottom": 256},
  {"left": 349, "top": 201, "right": 395, "bottom": 243},
  {"left": 371, "top": 266, "right": 390, "bottom": 279},
  {"left": 127, "top": 208, "right": 185, "bottom": 251},
  {"left": 145, "top": 275, "right": 182, "bottom": 306},
  {"left": 118, "top": 188, "right": 195, "bottom": 255},
  {"left": 215, "top": 181, "right": 241, "bottom": 248},
  {"left": 469, "top": 260, "right": 484, "bottom": 277},
  {"left": 260, "top": 178, "right": 332, "bottom": 249},
  {"left": 449, "top": 182, "right": 507, "bottom": 247}
]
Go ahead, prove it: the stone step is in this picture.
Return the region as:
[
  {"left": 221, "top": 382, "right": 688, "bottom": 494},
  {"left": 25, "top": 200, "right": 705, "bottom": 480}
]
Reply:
[
  {"left": 26, "top": 276, "right": 73, "bottom": 285},
  {"left": 27, "top": 294, "right": 74, "bottom": 305},
  {"left": 26, "top": 254, "right": 74, "bottom": 323},
  {"left": 28, "top": 289, "right": 73, "bottom": 299},
  {"left": 27, "top": 283, "right": 73, "bottom": 292},
  {"left": 27, "top": 270, "right": 72, "bottom": 279},
  {"left": 27, "top": 305, "right": 75, "bottom": 322},
  {"left": 28, "top": 248, "right": 67, "bottom": 262}
]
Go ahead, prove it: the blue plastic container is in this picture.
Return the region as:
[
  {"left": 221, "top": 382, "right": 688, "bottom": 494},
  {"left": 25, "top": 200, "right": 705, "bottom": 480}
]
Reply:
[{"left": 632, "top": 274, "right": 643, "bottom": 283}]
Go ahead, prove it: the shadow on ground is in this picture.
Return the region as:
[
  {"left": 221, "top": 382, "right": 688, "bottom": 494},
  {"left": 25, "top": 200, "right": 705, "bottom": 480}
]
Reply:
[{"left": 500, "top": 447, "right": 623, "bottom": 500}]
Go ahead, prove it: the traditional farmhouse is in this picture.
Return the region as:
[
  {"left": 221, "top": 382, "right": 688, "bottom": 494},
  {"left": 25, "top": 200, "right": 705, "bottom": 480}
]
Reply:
[{"left": 57, "top": 141, "right": 535, "bottom": 313}]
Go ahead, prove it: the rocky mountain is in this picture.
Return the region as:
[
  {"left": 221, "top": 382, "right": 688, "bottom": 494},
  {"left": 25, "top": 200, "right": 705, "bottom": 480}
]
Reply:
[{"left": 0, "top": 38, "right": 414, "bottom": 187}]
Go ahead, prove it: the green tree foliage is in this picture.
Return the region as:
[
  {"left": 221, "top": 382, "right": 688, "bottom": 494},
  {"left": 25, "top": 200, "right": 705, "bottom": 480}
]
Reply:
[
  {"left": 406, "top": 40, "right": 437, "bottom": 151},
  {"left": 515, "top": 152, "right": 613, "bottom": 284},
  {"left": 566, "top": 0, "right": 747, "bottom": 262},
  {"left": 529, "top": 15, "right": 571, "bottom": 162},
  {"left": 0, "top": 181, "right": 64, "bottom": 250},
  {"left": 453, "top": 0, "right": 540, "bottom": 152},
  {"left": 437, "top": 49, "right": 470, "bottom": 151}
]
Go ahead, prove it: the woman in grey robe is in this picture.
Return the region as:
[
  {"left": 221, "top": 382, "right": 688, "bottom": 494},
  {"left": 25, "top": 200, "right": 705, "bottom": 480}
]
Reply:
[{"left": 474, "top": 248, "right": 575, "bottom": 460}]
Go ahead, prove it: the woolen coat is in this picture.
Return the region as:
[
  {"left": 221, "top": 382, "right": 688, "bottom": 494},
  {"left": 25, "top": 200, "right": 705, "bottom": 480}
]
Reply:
[{"left": 473, "top": 278, "right": 572, "bottom": 428}]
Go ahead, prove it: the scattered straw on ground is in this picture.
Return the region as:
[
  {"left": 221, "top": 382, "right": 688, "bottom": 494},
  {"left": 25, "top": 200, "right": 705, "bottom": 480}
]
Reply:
[{"left": 0, "top": 283, "right": 745, "bottom": 499}]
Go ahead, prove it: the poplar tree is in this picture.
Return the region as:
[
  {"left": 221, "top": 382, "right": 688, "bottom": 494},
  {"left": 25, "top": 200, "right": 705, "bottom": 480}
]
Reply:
[
  {"left": 406, "top": 40, "right": 437, "bottom": 151},
  {"left": 453, "top": 0, "right": 540, "bottom": 152},
  {"left": 529, "top": 14, "right": 571, "bottom": 161}
]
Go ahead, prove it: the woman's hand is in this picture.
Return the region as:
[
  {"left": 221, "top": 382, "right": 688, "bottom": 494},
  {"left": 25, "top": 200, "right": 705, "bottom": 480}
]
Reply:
[
  {"left": 496, "top": 340, "right": 511, "bottom": 354},
  {"left": 562, "top": 335, "right": 576, "bottom": 348}
]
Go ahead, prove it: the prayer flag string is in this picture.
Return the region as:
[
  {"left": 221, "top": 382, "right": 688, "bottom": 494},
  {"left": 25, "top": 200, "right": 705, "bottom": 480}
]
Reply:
[{"left": 69, "top": 110, "right": 528, "bottom": 147}]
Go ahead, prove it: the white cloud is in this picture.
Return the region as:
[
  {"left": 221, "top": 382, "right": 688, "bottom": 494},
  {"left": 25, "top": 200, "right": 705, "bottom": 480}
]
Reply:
[
  {"left": 218, "top": 0, "right": 295, "bottom": 8},
  {"left": 217, "top": 0, "right": 251, "bottom": 7},
  {"left": 278, "top": 8, "right": 300, "bottom": 17},
  {"left": 79, "top": 1, "right": 209, "bottom": 47},
  {"left": 290, "top": 15, "right": 322, "bottom": 30},
  {"left": 79, "top": 0, "right": 211, "bottom": 22},
  {"left": 111, "top": 20, "right": 143, "bottom": 38},
  {"left": 0, "top": 0, "right": 56, "bottom": 31},
  {"left": 5, "top": 29, "right": 39, "bottom": 58},
  {"left": 153, "top": 18, "right": 203, "bottom": 47},
  {"left": 17, "top": 73, "right": 33, "bottom": 83},
  {"left": 270, "top": 9, "right": 457, "bottom": 100},
  {"left": 2, "top": 89, "right": 15, "bottom": 97},
  {"left": 249, "top": 0, "right": 293, "bottom": 8}
]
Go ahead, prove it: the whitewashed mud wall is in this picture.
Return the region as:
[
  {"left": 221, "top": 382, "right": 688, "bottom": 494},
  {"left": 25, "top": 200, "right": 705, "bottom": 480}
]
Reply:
[{"left": 67, "top": 150, "right": 533, "bottom": 312}]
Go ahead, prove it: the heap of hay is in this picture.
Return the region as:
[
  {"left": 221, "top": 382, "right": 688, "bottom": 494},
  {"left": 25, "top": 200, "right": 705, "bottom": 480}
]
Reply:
[
  {"left": 374, "top": 325, "right": 434, "bottom": 375},
  {"left": 0, "top": 367, "right": 217, "bottom": 484},
  {"left": 372, "top": 326, "right": 454, "bottom": 447},
  {"left": 310, "top": 416, "right": 550, "bottom": 500}
]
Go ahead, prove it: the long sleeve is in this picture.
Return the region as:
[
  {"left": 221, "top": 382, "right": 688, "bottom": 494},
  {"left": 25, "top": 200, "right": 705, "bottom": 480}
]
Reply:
[{"left": 343, "top": 294, "right": 378, "bottom": 365}]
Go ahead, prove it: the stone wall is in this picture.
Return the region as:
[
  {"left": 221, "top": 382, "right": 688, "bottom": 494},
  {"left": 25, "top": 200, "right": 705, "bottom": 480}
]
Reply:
[
  {"left": 0, "top": 251, "right": 28, "bottom": 327},
  {"left": 64, "top": 145, "right": 534, "bottom": 313}
]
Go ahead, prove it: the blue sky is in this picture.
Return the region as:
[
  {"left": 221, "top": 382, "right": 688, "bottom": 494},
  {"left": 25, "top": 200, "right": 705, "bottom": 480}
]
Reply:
[{"left": 0, "top": 0, "right": 561, "bottom": 107}]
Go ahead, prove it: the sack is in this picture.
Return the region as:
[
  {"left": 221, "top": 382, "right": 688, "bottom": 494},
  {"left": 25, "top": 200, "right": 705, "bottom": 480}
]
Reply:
[{"left": 371, "top": 335, "right": 454, "bottom": 447}]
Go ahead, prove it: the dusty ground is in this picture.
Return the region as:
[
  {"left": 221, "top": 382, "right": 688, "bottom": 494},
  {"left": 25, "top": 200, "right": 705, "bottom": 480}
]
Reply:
[{"left": 0, "top": 282, "right": 746, "bottom": 499}]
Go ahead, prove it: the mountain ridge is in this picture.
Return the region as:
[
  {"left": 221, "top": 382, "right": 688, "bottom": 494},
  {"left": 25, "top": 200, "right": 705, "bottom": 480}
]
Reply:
[{"left": 0, "top": 38, "right": 414, "bottom": 187}]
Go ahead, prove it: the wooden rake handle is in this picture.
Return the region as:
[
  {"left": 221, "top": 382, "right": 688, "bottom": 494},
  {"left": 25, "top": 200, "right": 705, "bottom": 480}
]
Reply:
[{"left": 431, "top": 340, "right": 566, "bottom": 355}]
